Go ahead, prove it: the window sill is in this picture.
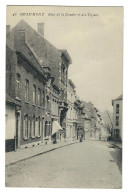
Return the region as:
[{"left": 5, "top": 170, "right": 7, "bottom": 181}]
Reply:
[
  {"left": 31, "top": 136, "right": 36, "bottom": 139},
  {"left": 16, "top": 97, "right": 21, "bottom": 101},
  {"left": 37, "top": 135, "right": 41, "bottom": 138},
  {"left": 25, "top": 101, "right": 29, "bottom": 104},
  {"left": 23, "top": 137, "right": 29, "bottom": 141}
]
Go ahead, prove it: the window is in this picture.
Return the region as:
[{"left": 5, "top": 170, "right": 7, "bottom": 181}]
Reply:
[
  {"left": 28, "top": 116, "right": 31, "bottom": 137},
  {"left": 25, "top": 79, "right": 29, "bottom": 102},
  {"left": 66, "top": 71, "right": 68, "bottom": 83},
  {"left": 23, "top": 114, "right": 30, "bottom": 139},
  {"left": 38, "top": 117, "right": 41, "bottom": 137},
  {"left": 42, "top": 91, "right": 45, "bottom": 107},
  {"left": 115, "top": 116, "right": 119, "bottom": 126},
  {"left": 71, "top": 93, "right": 73, "bottom": 103},
  {"left": 49, "top": 122, "right": 51, "bottom": 136},
  {"left": 46, "top": 96, "right": 50, "bottom": 112},
  {"left": 38, "top": 88, "right": 41, "bottom": 106},
  {"left": 42, "top": 117, "right": 44, "bottom": 138},
  {"left": 44, "top": 121, "right": 48, "bottom": 137},
  {"left": 35, "top": 116, "right": 41, "bottom": 137},
  {"left": 33, "top": 85, "right": 36, "bottom": 104},
  {"left": 31, "top": 115, "right": 35, "bottom": 138},
  {"left": 16, "top": 73, "right": 20, "bottom": 98},
  {"left": 116, "top": 104, "right": 119, "bottom": 114},
  {"left": 35, "top": 117, "right": 38, "bottom": 137}
]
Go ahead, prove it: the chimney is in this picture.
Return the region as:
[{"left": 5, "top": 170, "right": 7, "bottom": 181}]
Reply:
[
  {"left": 37, "top": 23, "right": 44, "bottom": 37},
  {"left": 14, "top": 30, "right": 26, "bottom": 49},
  {"left": 6, "top": 25, "right": 10, "bottom": 36}
]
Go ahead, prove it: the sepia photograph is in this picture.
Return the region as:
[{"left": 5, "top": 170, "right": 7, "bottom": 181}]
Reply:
[{"left": 5, "top": 5, "right": 123, "bottom": 189}]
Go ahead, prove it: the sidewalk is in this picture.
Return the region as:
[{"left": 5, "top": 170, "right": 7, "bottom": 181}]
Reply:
[
  {"left": 111, "top": 141, "right": 122, "bottom": 149},
  {"left": 5, "top": 140, "right": 79, "bottom": 167}
]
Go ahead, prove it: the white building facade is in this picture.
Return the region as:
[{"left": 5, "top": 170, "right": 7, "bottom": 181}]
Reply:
[{"left": 112, "top": 95, "right": 122, "bottom": 141}]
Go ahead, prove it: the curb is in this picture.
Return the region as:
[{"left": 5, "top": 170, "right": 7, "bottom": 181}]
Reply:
[
  {"left": 6, "top": 141, "right": 79, "bottom": 167},
  {"left": 111, "top": 143, "right": 122, "bottom": 150}
]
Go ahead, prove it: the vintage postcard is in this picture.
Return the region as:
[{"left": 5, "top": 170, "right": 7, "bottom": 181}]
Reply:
[{"left": 5, "top": 6, "right": 123, "bottom": 188}]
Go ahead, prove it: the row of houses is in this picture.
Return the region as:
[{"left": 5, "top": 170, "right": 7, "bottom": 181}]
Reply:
[{"left": 6, "top": 20, "right": 107, "bottom": 152}]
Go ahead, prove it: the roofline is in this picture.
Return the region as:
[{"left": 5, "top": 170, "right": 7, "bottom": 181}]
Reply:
[
  {"left": 16, "top": 51, "right": 48, "bottom": 83},
  {"left": 68, "top": 79, "right": 76, "bottom": 89},
  {"left": 112, "top": 95, "right": 123, "bottom": 106},
  {"left": 112, "top": 98, "right": 122, "bottom": 106}
]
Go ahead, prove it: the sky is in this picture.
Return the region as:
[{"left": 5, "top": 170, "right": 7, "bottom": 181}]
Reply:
[{"left": 6, "top": 6, "right": 123, "bottom": 112}]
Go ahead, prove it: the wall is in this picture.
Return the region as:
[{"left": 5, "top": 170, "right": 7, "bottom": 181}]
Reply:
[
  {"left": 66, "top": 81, "right": 77, "bottom": 141},
  {"left": 51, "top": 87, "right": 59, "bottom": 117},
  {"left": 9, "top": 20, "right": 61, "bottom": 89},
  {"left": 5, "top": 104, "right": 15, "bottom": 151},
  {"left": 6, "top": 46, "right": 17, "bottom": 99},
  {"left": 113, "top": 99, "right": 122, "bottom": 140},
  {"left": 16, "top": 55, "right": 47, "bottom": 147}
]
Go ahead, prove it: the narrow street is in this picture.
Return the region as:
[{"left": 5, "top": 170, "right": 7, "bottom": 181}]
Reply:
[{"left": 5, "top": 140, "right": 122, "bottom": 188}]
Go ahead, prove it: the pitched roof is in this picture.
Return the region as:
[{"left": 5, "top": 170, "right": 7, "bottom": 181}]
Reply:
[
  {"left": 113, "top": 94, "right": 122, "bottom": 101},
  {"left": 112, "top": 94, "right": 123, "bottom": 105},
  {"left": 16, "top": 43, "right": 46, "bottom": 78},
  {"left": 8, "top": 20, "right": 72, "bottom": 88},
  {"left": 68, "top": 79, "right": 76, "bottom": 89}
]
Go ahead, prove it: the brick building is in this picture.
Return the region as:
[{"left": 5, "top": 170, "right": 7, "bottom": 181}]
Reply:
[
  {"left": 6, "top": 36, "right": 50, "bottom": 149},
  {"left": 81, "top": 101, "right": 92, "bottom": 140},
  {"left": 73, "top": 99, "right": 85, "bottom": 140},
  {"left": 6, "top": 20, "right": 72, "bottom": 150}
]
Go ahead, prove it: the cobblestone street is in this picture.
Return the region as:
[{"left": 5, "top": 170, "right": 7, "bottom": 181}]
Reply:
[{"left": 5, "top": 140, "right": 122, "bottom": 188}]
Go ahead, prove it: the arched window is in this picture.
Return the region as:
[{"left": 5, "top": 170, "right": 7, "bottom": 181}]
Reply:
[
  {"left": 23, "top": 114, "right": 29, "bottom": 139},
  {"left": 31, "top": 115, "right": 35, "bottom": 138},
  {"left": 16, "top": 73, "right": 20, "bottom": 98},
  {"left": 38, "top": 88, "right": 41, "bottom": 106},
  {"left": 49, "top": 122, "right": 51, "bottom": 136},
  {"left": 46, "top": 96, "right": 50, "bottom": 112},
  {"left": 38, "top": 116, "right": 41, "bottom": 137},
  {"left": 45, "top": 121, "right": 47, "bottom": 137},
  {"left": 42, "top": 91, "right": 45, "bottom": 107}
]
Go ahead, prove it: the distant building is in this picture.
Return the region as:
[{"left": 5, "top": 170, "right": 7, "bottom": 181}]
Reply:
[
  {"left": 66, "top": 79, "right": 78, "bottom": 141},
  {"left": 73, "top": 99, "right": 85, "bottom": 140},
  {"left": 112, "top": 95, "right": 123, "bottom": 141}
]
